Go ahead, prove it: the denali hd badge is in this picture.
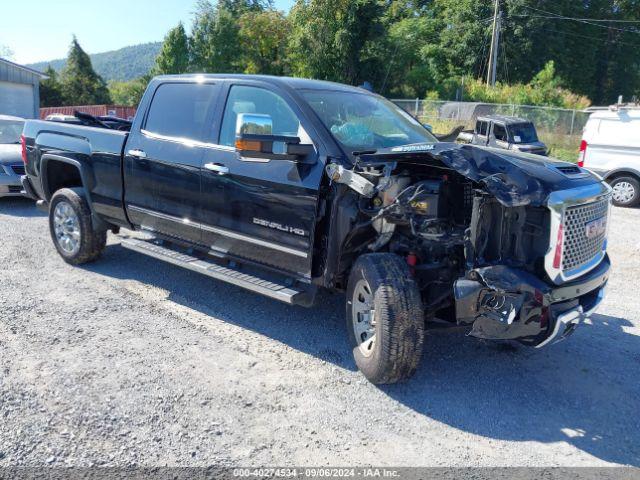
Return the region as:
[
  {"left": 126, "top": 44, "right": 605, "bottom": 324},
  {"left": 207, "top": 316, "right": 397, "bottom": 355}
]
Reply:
[
  {"left": 253, "top": 218, "right": 307, "bottom": 237},
  {"left": 585, "top": 217, "right": 607, "bottom": 239}
]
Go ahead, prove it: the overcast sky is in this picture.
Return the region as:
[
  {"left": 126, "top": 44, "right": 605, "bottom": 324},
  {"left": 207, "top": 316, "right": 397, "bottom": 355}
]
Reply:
[{"left": 0, "top": 0, "right": 294, "bottom": 65}]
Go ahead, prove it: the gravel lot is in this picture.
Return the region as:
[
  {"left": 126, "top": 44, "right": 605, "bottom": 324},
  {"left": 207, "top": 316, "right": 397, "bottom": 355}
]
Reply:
[{"left": 1, "top": 197, "right": 639, "bottom": 468}]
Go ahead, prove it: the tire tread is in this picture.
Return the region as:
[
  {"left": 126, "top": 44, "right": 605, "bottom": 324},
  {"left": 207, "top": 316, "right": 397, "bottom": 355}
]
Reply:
[{"left": 49, "top": 188, "right": 107, "bottom": 265}]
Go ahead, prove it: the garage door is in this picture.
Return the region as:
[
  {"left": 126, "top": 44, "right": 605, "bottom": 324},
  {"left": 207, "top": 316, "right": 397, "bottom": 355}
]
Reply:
[{"left": 0, "top": 81, "right": 34, "bottom": 118}]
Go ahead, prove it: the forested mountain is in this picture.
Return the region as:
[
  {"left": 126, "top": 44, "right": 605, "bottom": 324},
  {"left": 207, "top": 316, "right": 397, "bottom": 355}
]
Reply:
[{"left": 28, "top": 42, "right": 161, "bottom": 82}]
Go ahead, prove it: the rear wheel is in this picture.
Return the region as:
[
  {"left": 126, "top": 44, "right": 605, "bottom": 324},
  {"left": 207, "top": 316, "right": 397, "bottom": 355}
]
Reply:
[
  {"left": 609, "top": 176, "right": 640, "bottom": 207},
  {"left": 49, "top": 188, "right": 107, "bottom": 265},
  {"left": 346, "top": 254, "right": 425, "bottom": 384}
]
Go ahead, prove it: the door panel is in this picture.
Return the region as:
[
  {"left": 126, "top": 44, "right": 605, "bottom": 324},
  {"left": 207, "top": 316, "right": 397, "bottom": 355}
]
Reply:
[
  {"left": 125, "top": 134, "right": 204, "bottom": 243},
  {"left": 199, "top": 84, "right": 323, "bottom": 278},
  {"left": 124, "top": 82, "right": 220, "bottom": 245}
]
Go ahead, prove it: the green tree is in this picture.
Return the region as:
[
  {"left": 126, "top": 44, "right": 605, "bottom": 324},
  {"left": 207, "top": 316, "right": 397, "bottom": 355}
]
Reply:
[
  {"left": 219, "top": 0, "right": 273, "bottom": 15},
  {"left": 190, "top": 1, "right": 243, "bottom": 72},
  {"left": 59, "top": 36, "right": 111, "bottom": 105},
  {"left": 238, "top": 10, "right": 289, "bottom": 75},
  {"left": 189, "top": 0, "right": 275, "bottom": 74},
  {"left": 190, "top": 0, "right": 216, "bottom": 71},
  {"left": 380, "top": 7, "right": 441, "bottom": 97},
  {"left": 287, "top": 0, "right": 386, "bottom": 86},
  {"left": 39, "top": 66, "right": 64, "bottom": 107},
  {"left": 154, "top": 22, "right": 190, "bottom": 75},
  {"left": 0, "top": 44, "right": 13, "bottom": 59},
  {"left": 108, "top": 76, "right": 150, "bottom": 106}
]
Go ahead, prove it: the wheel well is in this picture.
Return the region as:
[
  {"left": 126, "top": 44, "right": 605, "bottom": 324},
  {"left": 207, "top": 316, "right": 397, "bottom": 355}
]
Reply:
[
  {"left": 606, "top": 171, "right": 640, "bottom": 183},
  {"left": 45, "top": 160, "right": 83, "bottom": 200}
]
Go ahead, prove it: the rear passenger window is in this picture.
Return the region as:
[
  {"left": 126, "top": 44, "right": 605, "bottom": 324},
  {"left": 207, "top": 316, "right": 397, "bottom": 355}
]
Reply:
[{"left": 144, "top": 83, "right": 218, "bottom": 142}]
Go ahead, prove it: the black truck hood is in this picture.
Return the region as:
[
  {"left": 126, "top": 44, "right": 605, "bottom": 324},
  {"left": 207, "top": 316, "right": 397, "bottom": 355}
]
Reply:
[{"left": 358, "top": 142, "right": 604, "bottom": 207}]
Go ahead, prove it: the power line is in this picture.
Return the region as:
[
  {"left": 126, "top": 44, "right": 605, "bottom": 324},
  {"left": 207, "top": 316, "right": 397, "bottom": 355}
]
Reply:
[
  {"left": 513, "top": 13, "right": 640, "bottom": 23},
  {"left": 534, "top": 26, "right": 640, "bottom": 49},
  {"left": 522, "top": 6, "right": 640, "bottom": 36},
  {"left": 502, "top": 17, "right": 640, "bottom": 49},
  {"left": 500, "top": 28, "right": 510, "bottom": 85},
  {"left": 475, "top": 25, "right": 491, "bottom": 80}
]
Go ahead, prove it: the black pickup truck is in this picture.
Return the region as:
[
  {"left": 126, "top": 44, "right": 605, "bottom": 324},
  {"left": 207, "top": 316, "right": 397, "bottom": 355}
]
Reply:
[{"left": 22, "top": 75, "right": 612, "bottom": 384}]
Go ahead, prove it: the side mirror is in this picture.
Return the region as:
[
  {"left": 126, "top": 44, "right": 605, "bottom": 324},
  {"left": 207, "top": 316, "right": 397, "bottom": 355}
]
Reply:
[
  {"left": 235, "top": 113, "right": 315, "bottom": 163},
  {"left": 236, "top": 113, "right": 274, "bottom": 136}
]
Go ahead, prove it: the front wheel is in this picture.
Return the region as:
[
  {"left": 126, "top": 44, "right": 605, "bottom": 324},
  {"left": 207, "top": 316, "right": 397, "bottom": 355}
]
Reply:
[
  {"left": 346, "top": 254, "right": 425, "bottom": 384},
  {"left": 49, "top": 188, "right": 107, "bottom": 265},
  {"left": 609, "top": 176, "right": 640, "bottom": 208}
]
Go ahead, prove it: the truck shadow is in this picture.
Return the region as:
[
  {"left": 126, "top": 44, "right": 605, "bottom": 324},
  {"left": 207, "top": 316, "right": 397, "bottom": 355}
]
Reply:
[
  {"left": 0, "top": 197, "right": 45, "bottom": 217},
  {"left": 381, "top": 312, "right": 640, "bottom": 466},
  {"left": 86, "top": 242, "right": 639, "bottom": 467},
  {"left": 85, "top": 241, "right": 356, "bottom": 370}
]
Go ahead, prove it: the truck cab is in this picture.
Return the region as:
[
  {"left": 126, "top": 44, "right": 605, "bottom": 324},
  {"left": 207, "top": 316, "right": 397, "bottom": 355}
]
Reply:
[{"left": 460, "top": 115, "right": 548, "bottom": 156}]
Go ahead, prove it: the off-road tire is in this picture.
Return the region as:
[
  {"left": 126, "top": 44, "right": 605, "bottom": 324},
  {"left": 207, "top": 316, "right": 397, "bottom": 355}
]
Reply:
[
  {"left": 346, "top": 254, "right": 425, "bottom": 384},
  {"left": 49, "top": 188, "right": 107, "bottom": 265},
  {"left": 609, "top": 176, "right": 640, "bottom": 208}
]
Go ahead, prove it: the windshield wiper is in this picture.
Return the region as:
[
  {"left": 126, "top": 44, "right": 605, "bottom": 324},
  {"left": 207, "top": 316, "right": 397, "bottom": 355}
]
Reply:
[{"left": 352, "top": 149, "right": 378, "bottom": 156}]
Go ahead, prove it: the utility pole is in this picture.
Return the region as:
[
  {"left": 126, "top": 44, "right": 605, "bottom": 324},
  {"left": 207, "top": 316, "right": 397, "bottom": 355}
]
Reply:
[{"left": 487, "top": 0, "right": 501, "bottom": 86}]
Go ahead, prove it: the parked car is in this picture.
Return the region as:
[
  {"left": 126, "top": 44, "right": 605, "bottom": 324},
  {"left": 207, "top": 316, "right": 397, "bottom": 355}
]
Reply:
[
  {"left": 578, "top": 105, "right": 640, "bottom": 207},
  {"left": 0, "top": 115, "right": 26, "bottom": 197},
  {"left": 458, "top": 115, "right": 548, "bottom": 156},
  {"left": 22, "top": 75, "right": 611, "bottom": 384}
]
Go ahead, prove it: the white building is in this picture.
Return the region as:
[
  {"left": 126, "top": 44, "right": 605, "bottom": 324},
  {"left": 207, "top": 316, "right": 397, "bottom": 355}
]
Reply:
[{"left": 0, "top": 58, "right": 48, "bottom": 119}]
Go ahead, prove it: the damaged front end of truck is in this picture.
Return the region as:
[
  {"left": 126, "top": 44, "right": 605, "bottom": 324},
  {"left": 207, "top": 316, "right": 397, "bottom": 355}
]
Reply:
[{"left": 327, "top": 143, "right": 611, "bottom": 347}]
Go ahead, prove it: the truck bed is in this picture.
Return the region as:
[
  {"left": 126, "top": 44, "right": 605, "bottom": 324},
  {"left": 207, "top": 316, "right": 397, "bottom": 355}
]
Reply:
[{"left": 22, "top": 120, "right": 129, "bottom": 226}]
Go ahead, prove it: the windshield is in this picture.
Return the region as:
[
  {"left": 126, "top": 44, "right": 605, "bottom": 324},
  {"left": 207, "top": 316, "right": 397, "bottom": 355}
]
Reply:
[
  {"left": 508, "top": 123, "right": 538, "bottom": 144},
  {"left": 0, "top": 120, "right": 24, "bottom": 144},
  {"left": 301, "top": 90, "right": 437, "bottom": 156}
]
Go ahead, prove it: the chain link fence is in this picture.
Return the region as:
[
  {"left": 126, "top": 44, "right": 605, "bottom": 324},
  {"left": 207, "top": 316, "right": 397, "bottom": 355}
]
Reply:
[
  {"left": 392, "top": 99, "right": 590, "bottom": 162},
  {"left": 392, "top": 99, "right": 591, "bottom": 136}
]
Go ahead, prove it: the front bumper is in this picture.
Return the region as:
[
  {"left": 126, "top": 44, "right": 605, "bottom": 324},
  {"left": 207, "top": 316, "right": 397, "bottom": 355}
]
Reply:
[
  {"left": 454, "top": 255, "right": 610, "bottom": 347},
  {"left": 0, "top": 166, "right": 24, "bottom": 196}
]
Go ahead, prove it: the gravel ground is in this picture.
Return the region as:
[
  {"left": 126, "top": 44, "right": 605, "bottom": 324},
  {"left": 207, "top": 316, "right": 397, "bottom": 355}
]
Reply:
[{"left": 0, "top": 197, "right": 639, "bottom": 468}]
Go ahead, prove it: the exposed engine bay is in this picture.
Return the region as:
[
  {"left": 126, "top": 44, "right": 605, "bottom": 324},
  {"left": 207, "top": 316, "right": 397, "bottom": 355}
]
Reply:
[{"left": 324, "top": 143, "right": 610, "bottom": 346}]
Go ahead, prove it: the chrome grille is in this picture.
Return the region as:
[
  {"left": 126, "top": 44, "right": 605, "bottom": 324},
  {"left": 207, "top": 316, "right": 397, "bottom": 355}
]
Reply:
[{"left": 562, "top": 197, "right": 610, "bottom": 272}]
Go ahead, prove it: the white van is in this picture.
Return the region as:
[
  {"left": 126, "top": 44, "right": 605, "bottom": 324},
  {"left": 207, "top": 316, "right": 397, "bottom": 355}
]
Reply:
[{"left": 579, "top": 106, "right": 640, "bottom": 207}]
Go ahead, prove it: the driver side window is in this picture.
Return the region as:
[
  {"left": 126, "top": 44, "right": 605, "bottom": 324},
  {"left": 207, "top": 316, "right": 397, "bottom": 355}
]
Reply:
[
  {"left": 493, "top": 124, "right": 508, "bottom": 142},
  {"left": 219, "top": 85, "right": 301, "bottom": 147}
]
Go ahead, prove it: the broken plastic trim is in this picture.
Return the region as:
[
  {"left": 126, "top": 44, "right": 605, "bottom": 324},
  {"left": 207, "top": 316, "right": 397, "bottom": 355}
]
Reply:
[
  {"left": 326, "top": 163, "right": 376, "bottom": 198},
  {"left": 454, "top": 265, "right": 550, "bottom": 343}
]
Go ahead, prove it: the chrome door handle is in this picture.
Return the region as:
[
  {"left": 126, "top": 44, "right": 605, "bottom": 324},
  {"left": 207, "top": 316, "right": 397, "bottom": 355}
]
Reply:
[
  {"left": 128, "top": 149, "right": 147, "bottom": 159},
  {"left": 204, "top": 163, "right": 229, "bottom": 175}
]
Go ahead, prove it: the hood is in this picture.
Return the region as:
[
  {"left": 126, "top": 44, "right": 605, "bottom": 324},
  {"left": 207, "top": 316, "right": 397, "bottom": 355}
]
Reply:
[
  {"left": 511, "top": 141, "right": 547, "bottom": 152},
  {"left": 0, "top": 144, "right": 22, "bottom": 165},
  {"left": 358, "top": 143, "right": 604, "bottom": 207}
]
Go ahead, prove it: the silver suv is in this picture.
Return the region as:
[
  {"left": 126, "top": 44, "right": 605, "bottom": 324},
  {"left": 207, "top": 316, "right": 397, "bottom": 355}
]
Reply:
[{"left": 0, "top": 115, "right": 26, "bottom": 197}]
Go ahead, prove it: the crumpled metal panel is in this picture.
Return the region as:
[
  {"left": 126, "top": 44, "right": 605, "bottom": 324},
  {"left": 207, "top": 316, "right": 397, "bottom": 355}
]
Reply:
[{"left": 359, "top": 143, "right": 602, "bottom": 208}]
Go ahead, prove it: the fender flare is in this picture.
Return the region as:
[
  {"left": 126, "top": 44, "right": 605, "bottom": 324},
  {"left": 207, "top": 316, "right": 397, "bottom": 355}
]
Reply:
[{"left": 40, "top": 154, "right": 110, "bottom": 231}]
